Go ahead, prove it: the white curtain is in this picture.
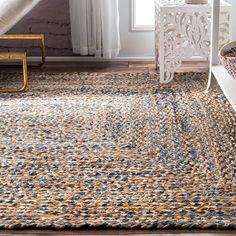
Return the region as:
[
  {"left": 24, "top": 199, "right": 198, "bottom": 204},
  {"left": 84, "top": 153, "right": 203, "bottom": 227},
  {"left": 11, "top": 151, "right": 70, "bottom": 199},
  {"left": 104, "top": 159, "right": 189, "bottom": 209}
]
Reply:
[{"left": 69, "top": 0, "right": 120, "bottom": 58}]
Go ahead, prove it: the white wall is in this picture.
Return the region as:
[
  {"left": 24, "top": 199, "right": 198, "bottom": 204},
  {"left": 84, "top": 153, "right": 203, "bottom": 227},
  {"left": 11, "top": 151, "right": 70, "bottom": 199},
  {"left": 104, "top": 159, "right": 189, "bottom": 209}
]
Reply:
[
  {"left": 118, "top": 0, "right": 155, "bottom": 58},
  {"left": 118, "top": 0, "right": 236, "bottom": 59}
]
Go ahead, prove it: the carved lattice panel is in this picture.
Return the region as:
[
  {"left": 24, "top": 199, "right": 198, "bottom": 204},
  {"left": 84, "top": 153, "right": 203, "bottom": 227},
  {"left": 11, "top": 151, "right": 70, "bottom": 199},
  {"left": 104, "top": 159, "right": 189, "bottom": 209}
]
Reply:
[{"left": 155, "top": 0, "right": 232, "bottom": 83}]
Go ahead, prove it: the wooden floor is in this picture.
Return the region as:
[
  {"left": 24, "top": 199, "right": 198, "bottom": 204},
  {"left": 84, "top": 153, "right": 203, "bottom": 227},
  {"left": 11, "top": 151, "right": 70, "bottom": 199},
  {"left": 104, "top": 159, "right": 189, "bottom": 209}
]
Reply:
[
  {"left": 0, "top": 60, "right": 234, "bottom": 236},
  {"left": 0, "top": 60, "right": 209, "bottom": 73},
  {"left": 0, "top": 229, "right": 235, "bottom": 236}
]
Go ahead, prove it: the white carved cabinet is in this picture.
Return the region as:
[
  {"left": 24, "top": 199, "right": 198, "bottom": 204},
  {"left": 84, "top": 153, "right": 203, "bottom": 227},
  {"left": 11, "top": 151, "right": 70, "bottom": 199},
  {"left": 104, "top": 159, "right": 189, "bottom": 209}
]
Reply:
[{"left": 155, "top": 0, "right": 232, "bottom": 83}]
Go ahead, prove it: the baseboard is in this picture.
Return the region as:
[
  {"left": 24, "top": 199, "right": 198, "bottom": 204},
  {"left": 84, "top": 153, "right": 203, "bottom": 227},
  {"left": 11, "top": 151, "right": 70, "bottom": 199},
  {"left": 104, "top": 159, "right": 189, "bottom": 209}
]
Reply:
[
  {"left": 27, "top": 56, "right": 206, "bottom": 64},
  {"left": 27, "top": 56, "right": 155, "bottom": 63}
]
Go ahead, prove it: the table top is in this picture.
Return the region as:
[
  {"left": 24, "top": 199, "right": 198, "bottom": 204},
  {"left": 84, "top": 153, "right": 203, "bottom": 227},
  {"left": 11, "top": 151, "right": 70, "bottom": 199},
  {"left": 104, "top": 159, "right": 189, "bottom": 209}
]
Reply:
[{"left": 155, "top": 0, "right": 231, "bottom": 9}]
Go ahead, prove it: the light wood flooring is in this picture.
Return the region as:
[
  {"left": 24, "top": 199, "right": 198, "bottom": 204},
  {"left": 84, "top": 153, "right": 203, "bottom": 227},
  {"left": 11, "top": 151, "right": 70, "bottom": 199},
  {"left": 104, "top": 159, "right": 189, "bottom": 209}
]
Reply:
[{"left": 0, "top": 60, "right": 209, "bottom": 73}]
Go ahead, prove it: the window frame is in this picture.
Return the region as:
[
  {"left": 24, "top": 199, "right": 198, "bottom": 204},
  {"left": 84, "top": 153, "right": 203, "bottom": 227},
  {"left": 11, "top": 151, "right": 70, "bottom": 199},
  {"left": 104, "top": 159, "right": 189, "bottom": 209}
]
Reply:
[{"left": 130, "top": 0, "right": 155, "bottom": 32}]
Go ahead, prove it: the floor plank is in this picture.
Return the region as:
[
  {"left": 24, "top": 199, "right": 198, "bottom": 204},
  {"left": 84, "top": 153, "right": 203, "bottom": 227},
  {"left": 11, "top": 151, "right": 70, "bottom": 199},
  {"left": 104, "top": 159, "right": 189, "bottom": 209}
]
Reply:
[
  {"left": 0, "top": 61, "right": 209, "bottom": 73},
  {"left": 0, "top": 229, "right": 236, "bottom": 236}
]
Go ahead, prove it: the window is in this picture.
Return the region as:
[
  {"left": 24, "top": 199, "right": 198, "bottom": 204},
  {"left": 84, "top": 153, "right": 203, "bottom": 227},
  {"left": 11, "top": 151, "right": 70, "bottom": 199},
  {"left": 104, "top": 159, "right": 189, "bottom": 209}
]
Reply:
[{"left": 131, "top": 0, "right": 155, "bottom": 31}]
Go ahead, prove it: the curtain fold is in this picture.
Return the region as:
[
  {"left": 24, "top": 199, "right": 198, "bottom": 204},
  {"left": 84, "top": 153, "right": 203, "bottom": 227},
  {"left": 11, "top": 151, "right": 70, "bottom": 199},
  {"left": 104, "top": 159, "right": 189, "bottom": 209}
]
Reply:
[{"left": 69, "top": 0, "right": 120, "bottom": 58}]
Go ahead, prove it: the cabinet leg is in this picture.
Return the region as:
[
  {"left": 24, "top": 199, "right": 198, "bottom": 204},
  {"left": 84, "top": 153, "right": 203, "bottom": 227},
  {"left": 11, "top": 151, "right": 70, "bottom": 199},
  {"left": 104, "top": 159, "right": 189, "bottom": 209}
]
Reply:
[{"left": 205, "top": 72, "right": 216, "bottom": 93}]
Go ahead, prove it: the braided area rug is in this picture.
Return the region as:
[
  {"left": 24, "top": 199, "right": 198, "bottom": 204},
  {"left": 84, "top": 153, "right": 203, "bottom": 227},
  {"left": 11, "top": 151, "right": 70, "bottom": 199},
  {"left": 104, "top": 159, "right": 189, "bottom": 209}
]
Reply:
[{"left": 0, "top": 72, "right": 235, "bottom": 229}]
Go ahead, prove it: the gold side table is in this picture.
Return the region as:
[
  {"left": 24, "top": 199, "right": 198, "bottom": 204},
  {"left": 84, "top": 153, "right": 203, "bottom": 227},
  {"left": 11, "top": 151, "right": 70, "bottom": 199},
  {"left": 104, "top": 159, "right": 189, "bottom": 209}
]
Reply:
[
  {"left": 0, "top": 34, "right": 45, "bottom": 92},
  {"left": 0, "top": 52, "right": 28, "bottom": 92},
  {"left": 0, "top": 34, "right": 45, "bottom": 66}
]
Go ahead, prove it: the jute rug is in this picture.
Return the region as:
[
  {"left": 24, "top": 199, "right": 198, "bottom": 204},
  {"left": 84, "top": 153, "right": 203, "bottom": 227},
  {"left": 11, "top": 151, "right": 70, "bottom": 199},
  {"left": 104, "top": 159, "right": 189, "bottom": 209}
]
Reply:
[{"left": 0, "top": 72, "right": 235, "bottom": 229}]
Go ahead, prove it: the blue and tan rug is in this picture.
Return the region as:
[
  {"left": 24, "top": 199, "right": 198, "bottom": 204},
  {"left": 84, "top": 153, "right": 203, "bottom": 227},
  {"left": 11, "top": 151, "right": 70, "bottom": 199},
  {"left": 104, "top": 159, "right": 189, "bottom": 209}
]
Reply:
[{"left": 0, "top": 72, "right": 235, "bottom": 229}]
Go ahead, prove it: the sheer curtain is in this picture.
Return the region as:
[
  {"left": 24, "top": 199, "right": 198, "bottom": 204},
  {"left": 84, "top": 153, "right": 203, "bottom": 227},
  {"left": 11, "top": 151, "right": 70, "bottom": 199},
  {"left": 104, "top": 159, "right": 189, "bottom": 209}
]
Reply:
[{"left": 69, "top": 0, "right": 120, "bottom": 58}]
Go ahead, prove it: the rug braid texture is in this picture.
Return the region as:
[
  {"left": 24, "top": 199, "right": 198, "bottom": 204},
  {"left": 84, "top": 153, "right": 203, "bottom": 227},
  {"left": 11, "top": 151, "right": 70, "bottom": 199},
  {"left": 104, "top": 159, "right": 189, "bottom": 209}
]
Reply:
[{"left": 0, "top": 72, "right": 235, "bottom": 229}]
